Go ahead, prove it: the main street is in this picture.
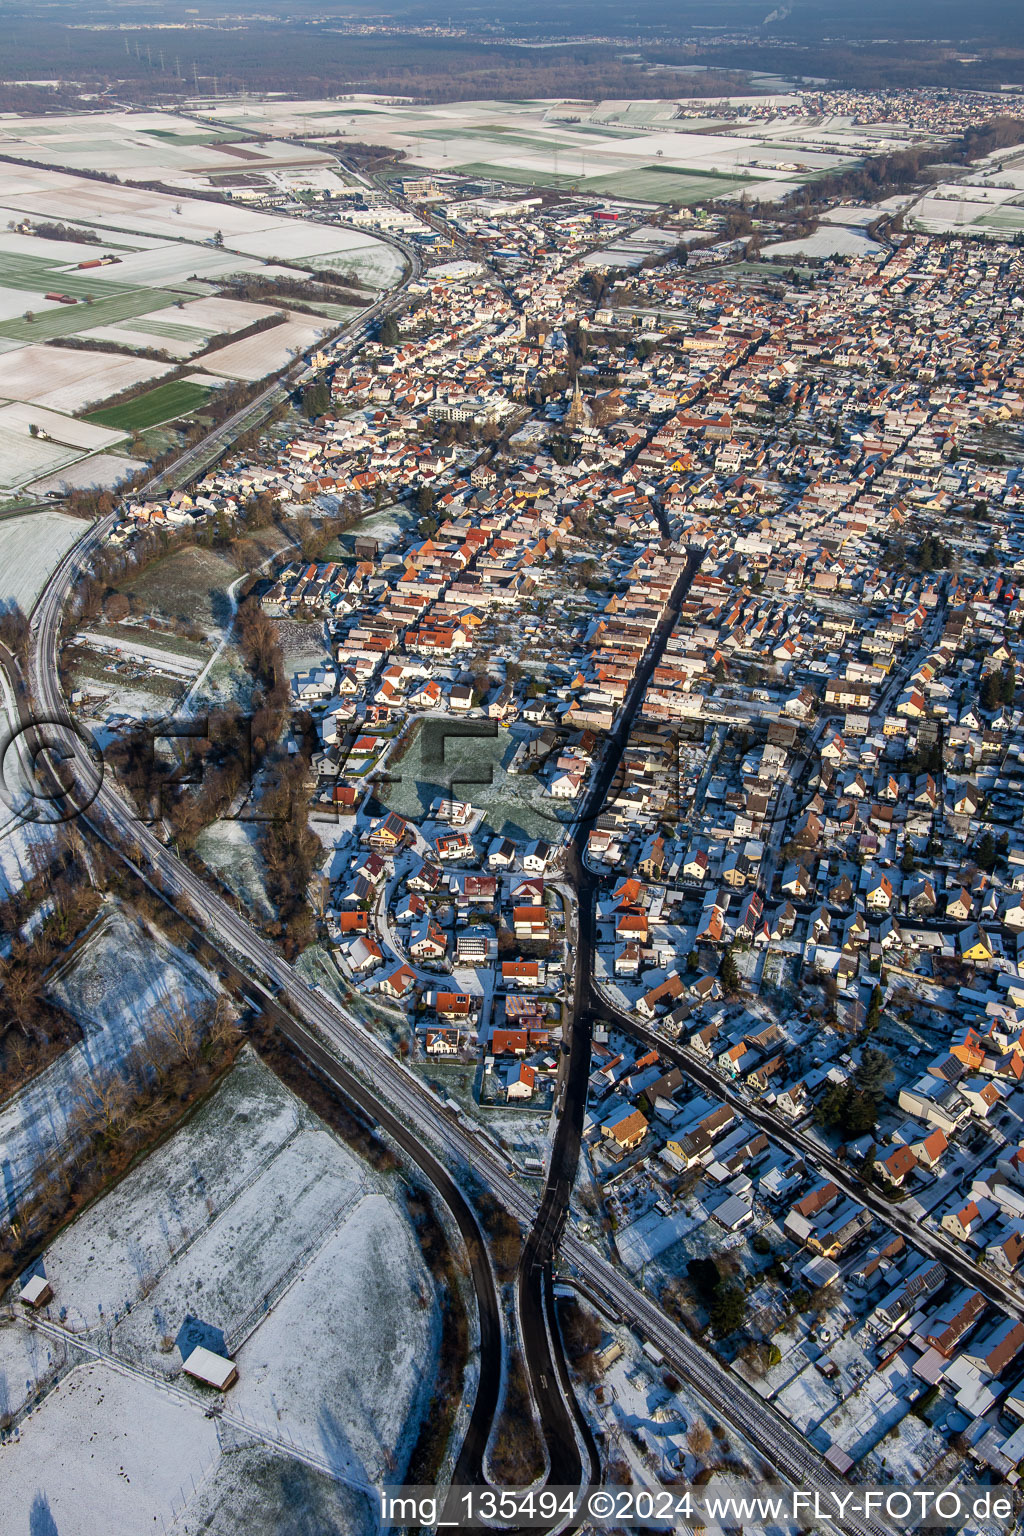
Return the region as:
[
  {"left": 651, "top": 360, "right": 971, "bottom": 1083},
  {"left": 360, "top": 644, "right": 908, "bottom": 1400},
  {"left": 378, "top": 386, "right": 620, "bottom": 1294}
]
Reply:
[{"left": 24, "top": 506, "right": 898, "bottom": 1536}]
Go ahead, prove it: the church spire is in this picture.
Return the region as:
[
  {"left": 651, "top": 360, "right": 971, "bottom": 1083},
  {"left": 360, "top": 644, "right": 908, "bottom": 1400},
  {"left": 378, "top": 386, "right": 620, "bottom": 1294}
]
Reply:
[{"left": 566, "top": 376, "right": 588, "bottom": 431}]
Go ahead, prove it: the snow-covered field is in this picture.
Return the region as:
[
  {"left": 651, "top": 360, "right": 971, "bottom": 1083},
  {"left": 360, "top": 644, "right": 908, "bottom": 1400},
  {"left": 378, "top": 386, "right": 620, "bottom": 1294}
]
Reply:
[
  {"left": 194, "top": 818, "right": 274, "bottom": 919},
  {"left": 0, "top": 401, "right": 126, "bottom": 490},
  {"left": 4, "top": 1359, "right": 222, "bottom": 1534},
  {"left": 0, "top": 343, "right": 172, "bottom": 413},
  {"left": 0, "top": 161, "right": 401, "bottom": 290},
  {"left": 201, "top": 313, "right": 334, "bottom": 382},
  {"left": 230, "top": 1195, "right": 436, "bottom": 1483},
  {"left": 0, "top": 904, "right": 220, "bottom": 1219},
  {"left": 9, "top": 1051, "right": 438, "bottom": 1534},
  {"left": 0, "top": 508, "right": 86, "bottom": 611},
  {"left": 0, "top": 401, "right": 122, "bottom": 451},
  {"left": 71, "top": 244, "right": 297, "bottom": 290},
  {"left": 762, "top": 226, "right": 883, "bottom": 258},
  {"left": 29, "top": 451, "right": 145, "bottom": 493},
  {"left": 0, "top": 427, "right": 81, "bottom": 488},
  {"left": 84, "top": 293, "right": 305, "bottom": 361},
  {"left": 0, "top": 1312, "right": 74, "bottom": 1421}
]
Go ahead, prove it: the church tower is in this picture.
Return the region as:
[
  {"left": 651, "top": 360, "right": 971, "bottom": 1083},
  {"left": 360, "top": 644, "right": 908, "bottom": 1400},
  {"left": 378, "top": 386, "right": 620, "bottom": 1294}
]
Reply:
[{"left": 566, "top": 376, "right": 589, "bottom": 431}]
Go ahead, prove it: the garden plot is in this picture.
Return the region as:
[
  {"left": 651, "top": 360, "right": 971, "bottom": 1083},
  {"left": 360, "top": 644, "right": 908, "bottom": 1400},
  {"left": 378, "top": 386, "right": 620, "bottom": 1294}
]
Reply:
[
  {"left": 0, "top": 343, "right": 172, "bottom": 414},
  {"left": 0, "top": 508, "right": 86, "bottom": 610},
  {"left": 0, "top": 905, "right": 220, "bottom": 1221}
]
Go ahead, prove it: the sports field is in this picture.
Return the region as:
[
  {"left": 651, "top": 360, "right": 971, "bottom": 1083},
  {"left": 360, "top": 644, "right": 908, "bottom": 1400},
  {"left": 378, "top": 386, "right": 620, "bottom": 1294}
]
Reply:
[{"left": 86, "top": 379, "right": 212, "bottom": 432}]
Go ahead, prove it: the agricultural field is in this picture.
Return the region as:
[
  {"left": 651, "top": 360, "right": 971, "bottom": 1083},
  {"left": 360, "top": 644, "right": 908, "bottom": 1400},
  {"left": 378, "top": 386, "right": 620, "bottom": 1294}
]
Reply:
[
  {"left": 0, "top": 428, "right": 81, "bottom": 489},
  {"left": 0, "top": 109, "right": 333, "bottom": 186},
  {"left": 0, "top": 160, "right": 398, "bottom": 279},
  {"left": 0, "top": 342, "right": 173, "bottom": 414},
  {"left": 203, "top": 94, "right": 871, "bottom": 205},
  {"left": 28, "top": 451, "right": 145, "bottom": 494},
  {"left": 200, "top": 313, "right": 333, "bottom": 382},
  {"left": 582, "top": 168, "right": 750, "bottom": 202},
  {"left": 86, "top": 378, "right": 213, "bottom": 432},
  {"left": 4, "top": 1050, "right": 438, "bottom": 1534},
  {"left": 84, "top": 292, "right": 308, "bottom": 360},
  {"left": 0, "top": 152, "right": 394, "bottom": 479},
  {"left": 0, "top": 508, "right": 88, "bottom": 608},
  {"left": 762, "top": 226, "right": 884, "bottom": 258}
]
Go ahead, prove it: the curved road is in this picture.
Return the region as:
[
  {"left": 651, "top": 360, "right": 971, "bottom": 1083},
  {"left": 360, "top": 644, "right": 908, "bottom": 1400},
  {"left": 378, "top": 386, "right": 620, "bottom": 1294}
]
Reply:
[{"left": 19, "top": 351, "right": 900, "bottom": 1536}]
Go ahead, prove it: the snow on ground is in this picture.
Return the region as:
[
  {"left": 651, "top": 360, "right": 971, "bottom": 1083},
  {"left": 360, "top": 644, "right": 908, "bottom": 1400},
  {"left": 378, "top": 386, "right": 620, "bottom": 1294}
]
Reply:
[
  {"left": 0, "top": 426, "right": 81, "bottom": 488},
  {"left": 0, "top": 905, "right": 219, "bottom": 1220},
  {"left": 0, "top": 658, "right": 58, "bottom": 897},
  {"left": 0, "top": 343, "right": 173, "bottom": 414},
  {"left": 0, "top": 397, "right": 128, "bottom": 491},
  {"left": 762, "top": 227, "right": 883, "bottom": 258},
  {"left": 194, "top": 817, "right": 275, "bottom": 919},
  {"left": 181, "top": 1441, "right": 375, "bottom": 1536},
  {"left": 614, "top": 1204, "right": 707, "bottom": 1272},
  {"left": 0, "top": 1314, "right": 75, "bottom": 1421},
  {"left": 231, "top": 1194, "right": 436, "bottom": 1485},
  {"left": 3, "top": 1358, "right": 222, "bottom": 1536},
  {"left": 0, "top": 401, "right": 122, "bottom": 451},
  {"left": 0, "top": 508, "right": 86, "bottom": 611},
  {"left": 14, "top": 1051, "right": 438, "bottom": 1534},
  {"left": 0, "top": 813, "right": 56, "bottom": 901},
  {"left": 29, "top": 452, "right": 145, "bottom": 494},
  {"left": 109, "top": 1127, "right": 367, "bottom": 1366},
  {"left": 200, "top": 313, "right": 333, "bottom": 382}
]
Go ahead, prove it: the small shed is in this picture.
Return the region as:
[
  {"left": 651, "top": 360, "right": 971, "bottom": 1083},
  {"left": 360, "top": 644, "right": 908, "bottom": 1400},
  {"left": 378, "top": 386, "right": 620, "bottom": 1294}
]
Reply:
[
  {"left": 19, "top": 1275, "right": 53, "bottom": 1309},
  {"left": 824, "top": 1445, "right": 854, "bottom": 1477},
  {"left": 183, "top": 1345, "right": 238, "bottom": 1391}
]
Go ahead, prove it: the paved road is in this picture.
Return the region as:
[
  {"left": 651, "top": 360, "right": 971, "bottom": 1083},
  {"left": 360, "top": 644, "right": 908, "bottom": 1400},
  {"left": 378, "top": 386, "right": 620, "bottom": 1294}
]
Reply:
[
  {"left": 596, "top": 991, "right": 1024, "bottom": 1325},
  {"left": 19, "top": 324, "right": 906, "bottom": 1536},
  {"left": 25, "top": 539, "right": 898, "bottom": 1535}
]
